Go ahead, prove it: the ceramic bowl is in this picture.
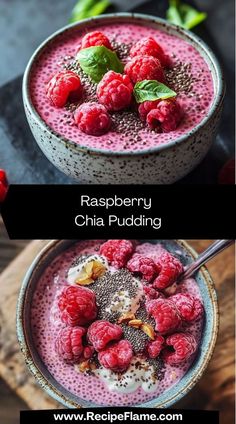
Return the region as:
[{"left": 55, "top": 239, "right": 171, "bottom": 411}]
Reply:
[
  {"left": 22, "top": 13, "right": 225, "bottom": 184},
  {"left": 17, "top": 240, "right": 219, "bottom": 408}
]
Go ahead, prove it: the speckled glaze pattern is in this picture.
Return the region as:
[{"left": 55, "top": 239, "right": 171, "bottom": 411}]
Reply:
[
  {"left": 23, "top": 14, "right": 225, "bottom": 184},
  {"left": 17, "top": 240, "right": 219, "bottom": 409}
]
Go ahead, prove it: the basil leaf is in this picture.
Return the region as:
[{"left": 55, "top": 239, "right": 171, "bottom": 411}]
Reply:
[
  {"left": 70, "top": 0, "right": 110, "bottom": 23},
  {"left": 133, "top": 80, "right": 176, "bottom": 103},
  {"left": 167, "top": 0, "right": 207, "bottom": 30},
  {"left": 77, "top": 46, "right": 124, "bottom": 82}
]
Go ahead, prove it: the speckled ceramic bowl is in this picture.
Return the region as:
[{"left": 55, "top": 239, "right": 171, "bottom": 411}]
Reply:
[
  {"left": 22, "top": 13, "right": 225, "bottom": 184},
  {"left": 17, "top": 240, "right": 219, "bottom": 408}
]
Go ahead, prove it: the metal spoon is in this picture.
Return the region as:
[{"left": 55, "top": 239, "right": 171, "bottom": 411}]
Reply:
[{"left": 179, "top": 239, "right": 234, "bottom": 281}]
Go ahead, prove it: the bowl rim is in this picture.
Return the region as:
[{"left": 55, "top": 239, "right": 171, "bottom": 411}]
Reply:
[
  {"left": 22, "top": 12, "right": 225, "bottom": 157},
  {"left": 16, "top": 239, "right": 219, "bottom": 408}
]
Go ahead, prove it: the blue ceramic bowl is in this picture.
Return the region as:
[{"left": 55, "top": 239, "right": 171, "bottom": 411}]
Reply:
[{"left": 17, "top": 240, "right": 219, "bottom": 408}]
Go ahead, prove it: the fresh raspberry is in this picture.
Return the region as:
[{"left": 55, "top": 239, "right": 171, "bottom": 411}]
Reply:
[
  {"left": 218, "top": 159, "right": 235, "bottom": 185},
  {"left": 99, "top": 239, "right": 134, "bottom": 268},
  {"left": 130, "top": 37, "right": 169, "bottom": 67},
  {"left": 143, "top": 286, "right": 165, "bottom": 300},
  {"left": 81, "top": 31, "right": 112, "bottom": 50},
  {"left": 0, "top": 169, "right": 8, "bottom": 203},
  {"left": 58, "top": 286, "right": 97, "bottom": 326},
  {"left": 83, "top": 345, "right": 95, "bottom": 360},
  {"left": 87, "top": 320, "right": 123, "bottom": 351},
  {"left": 146, "top": 99, "right": 182, "bottom": 132},
  {"left": 74, "top": 102, "right": 111, "bottom": 135},
  {"left": 162, "top": 332, "right": 197, "bottom": 364},
  {"left": 126, "top": 253, "right": 156, "bottom": 282},
  {"left": 146, "top": 298, "right": 181, "bottom": 334},
  {"left": 138, "top": 100, "right": 160, "bottom": 122},
  {"left": 97, "top": 71, "right": 133, "bottom": 111},
  {"left": 147, "top": 335, "right": 165, "bottom": 358},
  {"left": 170, "top": 293, "right": 204, "bottom": 322},
  {"left": 124, "top": 55, "right": 164, "bottom": 84},
  {"left": 55, "top": 326, "right": 86, "bottom": 364},
  {"left": 153, "top": 252, "right": 183, "bottom": 290},
  {"left": 98, "top": 339, "right": 133, "bottom": 372},
  {"left": 46, "top": 70, "right": 82, "bottom": 107}
]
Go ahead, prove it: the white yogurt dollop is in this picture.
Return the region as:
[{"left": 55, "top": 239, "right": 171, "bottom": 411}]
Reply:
[
  {"left": 67, "top": 254, "right": 108, "bottom": 285},
  {"left": 95, "top": 358, "right": 158, "bottom": 394}
]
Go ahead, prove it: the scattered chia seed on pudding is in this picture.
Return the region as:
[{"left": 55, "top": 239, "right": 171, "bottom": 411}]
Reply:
[
  {"left": 30, "top": 22, "right": 214, "bottom": 152},
  {"left": 31, "top": 240, "right": 204, "bottom": 406}
]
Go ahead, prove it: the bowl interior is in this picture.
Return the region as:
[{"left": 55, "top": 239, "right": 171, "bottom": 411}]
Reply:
[
  {"left": 17, "top": 240, "right": 218, "bottom": 408},
  {"left": 23, "top": 13, "right": 224, "bottom": 156}
]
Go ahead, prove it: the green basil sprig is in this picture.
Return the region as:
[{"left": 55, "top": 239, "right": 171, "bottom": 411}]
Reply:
[
  {"left": 70, "top": 0, "right": 110, "bottom": 23},
  {"left": 133, "top": 80, "right": 176, "bottom": 103},
  {"left": 167, "top": 0, "right": 207, "bottom": 30},
  {"left": 77, "top": 46, "right": 124, "bottom": 83}
]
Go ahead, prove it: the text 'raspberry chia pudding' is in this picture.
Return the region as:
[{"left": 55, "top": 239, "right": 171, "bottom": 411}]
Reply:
[
  {"left": 30, "top": 23, "right": 214, "bottom": 152},
  {"left": 31, "top": 240, "right": 205, "bottom": 406}
]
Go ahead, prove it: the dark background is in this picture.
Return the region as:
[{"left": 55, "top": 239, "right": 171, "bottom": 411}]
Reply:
[{"left": 0, "top": 0, "right": 235, "bottom": 184}]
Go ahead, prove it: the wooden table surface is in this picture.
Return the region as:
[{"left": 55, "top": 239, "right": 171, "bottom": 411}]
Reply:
[{"left": 0, "top": 219, "right": 234, "bottom": 423}]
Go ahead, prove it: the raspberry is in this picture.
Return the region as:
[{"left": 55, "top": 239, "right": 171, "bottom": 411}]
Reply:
[
  {"left": 46, "top": 70, "right": 82, "bottom": 107},
  {"left": 146, "top": 99, "right": 182, "bottom": 132},
  {"left": 0, "top": 169, "right": 8, "bottom": 203},
  {"left": 170, "top": 293, "right": 204, "bottom": 322},
  {"left": 153, "top": 252, "right": 183, "bottom": 290},
  {"left": 74, "top": 102, "right": 111, "bottom": 135},
  {"left": 87, "top": 320, "right": 123, "bottom": 351},
  {"left": 130, "top": 37, "right": 169, "bottom": 67},
  {"left": 81, "top": 31, "right": 112, "bottom": 50},
  {"left": 162, "top": 332, "right": 197, "bottom": 364},
  {"left": 99, "top": 239, "right": 134, "bottom": 268},
  {"left": 58, "top": 286, "right": 97, "bottom": 326},
  {"left": 218, "top": 159, "right": 235, "bottom": 185},
  {"left": 97, "top": 71, "right": 133, "bottom": 111},
  {"left": 143, "top": 286, "right": 164, "bottom": 300},
  {"left": 124, "top": 55, "right": 164, "bottom": 84},
  {"left": 126, "top": 253, "right": 156, "bottom": 282},
  {"left": 146, "top": 298, "right": 181, "bottom": 334},
  {"left": 83, "top": 345, "right": 95, "bottom": 360},
  {"left": 147, "top": 335, "right": 165, "bottom": 358},
  {"left": 98, "top": 339, "right": 133, "bottom": 372},
  {"left": 138, "top": 100, "right": 160, "bottom": 122},
  {"left": 55, "top": 326, "right": 86, "bottom": 364}
]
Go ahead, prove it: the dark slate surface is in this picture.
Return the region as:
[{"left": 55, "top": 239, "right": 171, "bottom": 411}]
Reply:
[{"left": 0, "top": 0, "right": 234, "bottom": 184}]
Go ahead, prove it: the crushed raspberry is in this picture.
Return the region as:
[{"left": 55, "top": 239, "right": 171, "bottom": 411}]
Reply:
[
  {"left": 126, "top": 253, "right": 156, "bottom": 282},
  {"left": 162, "top": 332, "right": 197, "bottom": 364},
  {"left": 55, "top": 326, "right": 86, "bottom": 364},
  {"left": 143, "top": 286, "right": 165, "bottom": 300},
  {"left": 97, "top": 71, "right": 133, "bottom": 111},
  {"left": 138, "top": 100, "right": 160, "bottom": 122},
  {"left": 99, "top": 239, "right": 134, "bottom": 268},
  {"left": 46, "top": 70, "right": 82, "bottom": 107},
  {"left": 153, "top": 252, "right": 184, "bottom": 290},
  {"left": 147, "top": 335, "right": 165, "bottom": 358},
  {"left": 98, "top": 339, "right": 133, "bottom": 372},
  {"left": 87, "top": 320, "right": 123, "bottom": 351},
  {"left": 146, "top": 298, "right": 181, "bottom": 334},
  {"left": 129, "top": 37, "right": 169, "bottom": 67},
  {"left": 81, "top": 31, "right": 112, "bottom": 50},
  {"left": 146, "top": 99, "right": 182, "bottom": 132},
  {"left": 58, "top": 286, "right": 97, "bottom": 326},
  {"left": 74, "top": 102, "right": 111, "bottom": 135},
  {"left": 170, "top": 293, "right": 204, "bottom": 322},
  {"left": 0, "top": 169, "right": 8, "bottom": 203},
  {"left": 124, "top": 55, "right": 164, "bottom": 84}
]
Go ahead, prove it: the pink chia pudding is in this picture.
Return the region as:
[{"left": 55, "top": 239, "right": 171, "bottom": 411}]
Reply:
[
  {"left": 29, "top": 22, "right": 214, "bottom": 152},
  {"left": 31, "top": 240, "right": 204, "bottom": 406}
]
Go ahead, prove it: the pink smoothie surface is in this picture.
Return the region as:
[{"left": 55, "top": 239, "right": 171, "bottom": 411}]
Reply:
[
  {"left": 31, "top": 241, "right": 204, "bottom": 406},
  {"left": 30, "top": 23, "right": 214, "bottom": 152}
]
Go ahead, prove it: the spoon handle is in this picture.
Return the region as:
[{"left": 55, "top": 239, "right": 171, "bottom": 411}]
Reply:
[{"left": 180, "top": 240, "right": 234, "bottom": 280}]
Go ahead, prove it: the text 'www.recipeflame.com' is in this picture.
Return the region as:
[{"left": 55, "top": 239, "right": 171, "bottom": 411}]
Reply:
[{"left": 53, "top": 411, "right": 183, "bottom": 422}]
